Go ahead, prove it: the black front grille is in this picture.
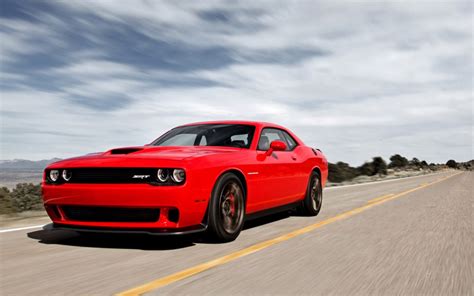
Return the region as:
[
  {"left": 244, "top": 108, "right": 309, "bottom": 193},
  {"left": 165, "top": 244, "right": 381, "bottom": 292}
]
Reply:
[
  {"left": 62, "top": 206, "right": 160, "bottom": 222},
  {"left": 68, "top": 168, "right": 156, "bottom": 184}
]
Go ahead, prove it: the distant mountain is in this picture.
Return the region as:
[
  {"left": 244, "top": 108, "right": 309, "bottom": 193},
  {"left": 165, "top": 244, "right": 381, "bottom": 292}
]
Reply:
[
  {"left": 0, "top": 159, "right": 62, "bottom": 188},
  {"left": 0, "top": 158, "right": 62, "bottom": 170}
]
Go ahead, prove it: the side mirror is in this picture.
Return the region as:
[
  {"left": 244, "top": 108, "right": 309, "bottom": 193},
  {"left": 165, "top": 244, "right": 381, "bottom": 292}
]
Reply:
[{"left": 266, "top": 140, "right": 287, "bottom": 156}]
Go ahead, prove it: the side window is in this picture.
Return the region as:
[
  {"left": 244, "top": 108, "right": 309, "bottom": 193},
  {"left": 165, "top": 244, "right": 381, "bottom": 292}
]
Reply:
[
  {"left": 197, "top": 135, "right": 207, "bottom": 146},
  {"left": 230, "top": 134, "right": 248, "bottom": 147},
  {"left": 258, "top": 128, "right": 288, "bottom": 151},
  {"left": 282, "top": 131, "right": 297, "bottom": 150}
]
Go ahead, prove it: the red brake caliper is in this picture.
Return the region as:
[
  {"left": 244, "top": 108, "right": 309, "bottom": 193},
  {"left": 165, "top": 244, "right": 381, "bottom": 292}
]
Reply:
[{"left": 228, "top": 193, "right": 235, "bottom": 216}]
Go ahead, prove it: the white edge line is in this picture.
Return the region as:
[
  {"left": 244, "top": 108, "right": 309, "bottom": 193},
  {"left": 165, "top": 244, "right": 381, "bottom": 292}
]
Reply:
[
  {"left": 325, "top": 171, "right": 450, "bottom": 190},
  {"left": 0, "top": 224, "right": 45, "bottom": 233}
]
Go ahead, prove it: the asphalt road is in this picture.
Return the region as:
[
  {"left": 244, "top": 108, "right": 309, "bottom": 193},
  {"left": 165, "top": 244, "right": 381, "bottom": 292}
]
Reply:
[{"left": 1, "top": 171, "right": 472, "bottom": 295}]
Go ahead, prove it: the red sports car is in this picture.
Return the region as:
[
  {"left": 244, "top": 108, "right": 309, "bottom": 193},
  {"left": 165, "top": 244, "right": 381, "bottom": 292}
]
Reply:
[{"left": 42, "top": 121, "right": 328, "bottom": 242}]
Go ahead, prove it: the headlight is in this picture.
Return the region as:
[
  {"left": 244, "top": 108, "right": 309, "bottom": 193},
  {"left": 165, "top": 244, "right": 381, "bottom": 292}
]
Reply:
[
  {"left": 157, "top": 169, "right": 169, "bottom": 182},
  {"left": 62, "top": 169, "right": 72, "bottom": 181},
  {"left": 49, "top": 170, "right": 60, "bottom": 182},
  {"left": 171, "top": 169, "right": 185, "bottom": 183}
]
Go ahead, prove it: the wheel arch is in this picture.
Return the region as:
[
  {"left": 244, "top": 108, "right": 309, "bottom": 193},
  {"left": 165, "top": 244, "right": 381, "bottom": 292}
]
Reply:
[
  {"left": 201, "top": 168, "right": 248, "bottom": 225},
  {"left": 311, "top": 165, "right": 325, "bottom": 186},
  {"left": 219, "top": 168, "right": 248, "bottom": 200},
  {"left": 311, "top": 166, "right": 321, "bottom": 177}
]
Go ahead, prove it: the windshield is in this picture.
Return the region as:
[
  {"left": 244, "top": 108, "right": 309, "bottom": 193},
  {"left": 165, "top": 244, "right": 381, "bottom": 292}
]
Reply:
[{"left": 151, "top": 124, "right": 256, "bottom": 149}]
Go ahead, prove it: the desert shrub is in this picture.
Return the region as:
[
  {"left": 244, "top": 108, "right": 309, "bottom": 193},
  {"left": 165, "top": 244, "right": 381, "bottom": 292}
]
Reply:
[
  {"left": 358, "top": 161, "right": 375, "bottom": 176},
  {"left": 410, "top": 157, "right": 421, "bottom": 167},
  {"left": 357, "top": 157, "right": 387, "bottom": 176},
  {"left": 446, "top": 160, "right": 457, "bottom": 169},
  {"left": 372, "top": 157, "right": 388, "bottom": 175},
  {"left": 0, "top": 187, "right": 14, "bottom": 214},
  {"left": 9, "top": 183, "right": 43, "bottom": 212},
  {"left": 388, "top": 154, "right": 409, "bottom": 168},
  {"left": 328, "top": 162, "right": 359, "bottom": 183}
]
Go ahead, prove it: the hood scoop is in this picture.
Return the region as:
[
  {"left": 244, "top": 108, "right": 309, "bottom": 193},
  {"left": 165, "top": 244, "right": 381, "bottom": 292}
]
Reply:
[{"left": 109, "top": 148, "right": 143, "bottom": 155}]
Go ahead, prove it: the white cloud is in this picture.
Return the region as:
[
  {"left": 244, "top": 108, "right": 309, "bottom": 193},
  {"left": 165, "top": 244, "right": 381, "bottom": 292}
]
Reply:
[{"left": 0, "top": 0, "right": 472, "bottom": 164}]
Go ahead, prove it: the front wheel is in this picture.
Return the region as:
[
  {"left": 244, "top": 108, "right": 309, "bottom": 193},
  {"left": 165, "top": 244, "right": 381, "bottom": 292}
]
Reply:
[
  {"left": 298, "top": 171, "right": 323, "bottom": 216},
  {"left": 207, "top": 173, "right": 246, "bottom": 242}
]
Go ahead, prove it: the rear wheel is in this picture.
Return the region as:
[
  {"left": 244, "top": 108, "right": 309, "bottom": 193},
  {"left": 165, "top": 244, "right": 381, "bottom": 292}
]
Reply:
[
  {"left": 207, "top": 173, "right": 245, "bottom": 242},
  {"left": 299, "top": 171, "right": 323, "bottom": 216}
]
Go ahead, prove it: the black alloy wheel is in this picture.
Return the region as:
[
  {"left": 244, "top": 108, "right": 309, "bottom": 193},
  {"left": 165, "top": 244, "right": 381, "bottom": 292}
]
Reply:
[
  {"left": 299, "top": 171, "right": 323, "bottom": 216},
  {"left": 207, "top": 173, "right": 246, "bottom": 242}
]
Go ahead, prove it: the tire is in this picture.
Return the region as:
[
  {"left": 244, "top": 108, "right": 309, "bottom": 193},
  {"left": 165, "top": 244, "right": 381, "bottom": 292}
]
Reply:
[
  {"left": 299, "top": 171, "right": 323, "bottom": 216},
  {"left": 207, "top": 173, "right": 246, "bottom": 242}
]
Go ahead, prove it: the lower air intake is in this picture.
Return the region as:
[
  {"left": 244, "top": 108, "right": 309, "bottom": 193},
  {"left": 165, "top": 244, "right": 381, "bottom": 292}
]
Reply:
[{"left": 61, "top": 206, "right": 160, "bottom": 222}]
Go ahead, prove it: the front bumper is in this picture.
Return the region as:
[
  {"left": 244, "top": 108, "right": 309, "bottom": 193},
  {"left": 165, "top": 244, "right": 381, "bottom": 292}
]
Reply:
[
  {"left": 46, "top": 223, "right": 207, "bottom": 236},
  {"left": 42, "top": 182, "right": 210, "bottom": 230}
]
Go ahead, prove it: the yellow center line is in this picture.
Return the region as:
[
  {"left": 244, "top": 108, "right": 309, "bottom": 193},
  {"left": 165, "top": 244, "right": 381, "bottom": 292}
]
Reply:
[
  {"left": 116, "top": 172, "right": 462, "bottom": 296},
  {"left": 367, "top": 193, "right": 394, "bottom": 204}
]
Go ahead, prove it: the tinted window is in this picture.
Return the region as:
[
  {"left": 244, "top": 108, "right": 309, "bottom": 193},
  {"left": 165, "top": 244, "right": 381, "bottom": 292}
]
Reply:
[
  {"left": 152, "top": 124, "right": 255, "bottom": 149},
  {"left": 258, "top": 128, "right": 298, "bottom": 151},
  {"left": 282, "top": 131, "right": 297, "bottom": 150},
  {"left": 230, "top": 134, "right": 250, "bottom": 146},
  {"left": 258, "top": 128, "right": 286, "bottom": 151}
]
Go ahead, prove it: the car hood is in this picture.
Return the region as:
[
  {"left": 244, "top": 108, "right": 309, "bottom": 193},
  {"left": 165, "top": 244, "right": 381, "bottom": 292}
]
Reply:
[{"left": 48, "top": 146, "right": 242, "bottom": 168}]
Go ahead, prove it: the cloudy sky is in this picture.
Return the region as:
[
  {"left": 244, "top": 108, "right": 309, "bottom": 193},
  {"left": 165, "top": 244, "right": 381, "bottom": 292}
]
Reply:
[{"left": 0, "top": 0, "right": 472, "bottom": 165}]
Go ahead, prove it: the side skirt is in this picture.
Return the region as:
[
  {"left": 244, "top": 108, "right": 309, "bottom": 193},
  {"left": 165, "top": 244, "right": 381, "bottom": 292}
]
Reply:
[{"left": 245, "top": 201, "right": 301, "bottom": 221}]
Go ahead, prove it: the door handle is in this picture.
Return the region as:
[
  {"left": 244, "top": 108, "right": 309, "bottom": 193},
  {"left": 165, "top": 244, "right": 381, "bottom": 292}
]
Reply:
[{"left": 291, "top": 155, "right": 297, "bottom": 160}]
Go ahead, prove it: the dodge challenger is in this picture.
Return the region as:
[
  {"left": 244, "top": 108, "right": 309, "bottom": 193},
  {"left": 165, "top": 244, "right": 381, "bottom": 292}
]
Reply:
[{"left": 42, "top": 121, "right": 328, "bottom": 242}]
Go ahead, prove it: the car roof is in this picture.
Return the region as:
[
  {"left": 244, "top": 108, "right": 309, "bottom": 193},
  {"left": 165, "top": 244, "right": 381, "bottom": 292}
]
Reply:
[
  {"left": 176, "top": 120, "right": 304, "bottom": 145},
  {"left": 179, "top": 120, "right": 286, "bottom": 129}
]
